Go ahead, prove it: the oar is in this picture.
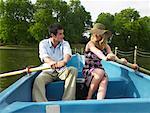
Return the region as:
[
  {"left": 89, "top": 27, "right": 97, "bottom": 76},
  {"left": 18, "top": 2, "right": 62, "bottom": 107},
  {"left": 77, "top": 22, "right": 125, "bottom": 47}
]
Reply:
[
  {"left": 115, "top": 58, "right": 150, "bottom": 75},
  {"left": 0, "top": 66, "right": 51, "bottom": 78}
]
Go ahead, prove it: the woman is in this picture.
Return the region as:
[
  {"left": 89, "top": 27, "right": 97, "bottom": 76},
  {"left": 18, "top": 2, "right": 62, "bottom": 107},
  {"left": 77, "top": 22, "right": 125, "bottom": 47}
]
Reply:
[{"left": 82, "top": 23, "right": 126, "bottom": 100}]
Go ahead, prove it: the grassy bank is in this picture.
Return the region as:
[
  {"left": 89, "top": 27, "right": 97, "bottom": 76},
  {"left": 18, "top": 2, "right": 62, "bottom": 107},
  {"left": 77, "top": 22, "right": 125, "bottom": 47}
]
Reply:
[{"left": 0, "top": 44, "right": 38, "bottom": 50}]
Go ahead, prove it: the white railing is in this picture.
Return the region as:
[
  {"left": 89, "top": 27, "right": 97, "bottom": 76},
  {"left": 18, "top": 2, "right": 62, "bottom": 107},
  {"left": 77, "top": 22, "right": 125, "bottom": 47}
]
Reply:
[{"left": 115, "top": 46, "right": 150, "bottom": 64}]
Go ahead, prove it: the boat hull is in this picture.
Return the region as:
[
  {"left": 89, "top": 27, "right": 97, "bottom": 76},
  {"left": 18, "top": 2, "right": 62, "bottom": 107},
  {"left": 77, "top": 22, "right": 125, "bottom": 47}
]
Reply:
[
  {"left": 2, "top": 99, "right": 150, "bottom": 113},
  {"left": 0, "top": 53, "right": 150, "bottom": 113}
]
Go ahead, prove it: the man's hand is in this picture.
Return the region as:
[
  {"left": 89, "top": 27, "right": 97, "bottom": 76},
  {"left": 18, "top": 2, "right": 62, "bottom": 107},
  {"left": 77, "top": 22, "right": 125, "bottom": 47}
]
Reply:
[
  {"left": 51, "top": 61, "right": 66, "bottom": 69},
  {"left": 56, "top": 61, "right": 66, "bottom": 68}
]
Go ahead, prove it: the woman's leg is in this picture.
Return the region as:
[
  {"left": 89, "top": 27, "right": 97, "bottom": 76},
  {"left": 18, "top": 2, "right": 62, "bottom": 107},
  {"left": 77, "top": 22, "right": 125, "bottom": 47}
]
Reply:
[
  {"left": 97, "top": 75, "right": 108, "bottom": 100},
  {"left": 86, "top": 68, "right": 105, "bottom": 99}
]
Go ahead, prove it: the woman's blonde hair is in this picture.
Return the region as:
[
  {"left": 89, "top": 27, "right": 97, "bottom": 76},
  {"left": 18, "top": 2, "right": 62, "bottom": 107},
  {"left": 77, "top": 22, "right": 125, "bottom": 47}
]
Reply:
[
  {"left": 89, "top": 23, "right": 111, "bottom": 50},
  {"left": 91, "top": 32, "right": 109, "bottom": 50}
]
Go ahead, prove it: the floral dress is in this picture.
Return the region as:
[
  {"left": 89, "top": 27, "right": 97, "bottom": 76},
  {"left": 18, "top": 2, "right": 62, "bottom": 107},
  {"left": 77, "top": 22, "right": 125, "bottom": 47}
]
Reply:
[{"left": 82, "top": 49, "right": 107, "bottom": 86}]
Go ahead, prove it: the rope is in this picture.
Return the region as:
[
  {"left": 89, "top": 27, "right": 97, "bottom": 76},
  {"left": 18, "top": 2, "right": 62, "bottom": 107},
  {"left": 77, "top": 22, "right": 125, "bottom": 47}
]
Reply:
[
  {"left": 137, "top": 50, "right": 150, "bottom": 55},
  {"left": 117, "top": 52, "right": 133, "bottom": 57},
  {"left": 137, "top": 52, "right": 150, "bottom": 58},
  {"left": 116, "top": 48, "right": 150, "bottom": 58},
  {"left": 117, "top": 50, "right": 134, "bottom": 54}
]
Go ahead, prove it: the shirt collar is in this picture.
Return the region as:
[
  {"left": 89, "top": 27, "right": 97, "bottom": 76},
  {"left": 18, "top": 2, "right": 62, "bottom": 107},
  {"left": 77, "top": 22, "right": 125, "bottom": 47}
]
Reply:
[
  {"left": 48, "top": 39, "right": 53, "bottom": 48},
  {"left": 48, "top": 39, "right": 62, "bottom": 48}
]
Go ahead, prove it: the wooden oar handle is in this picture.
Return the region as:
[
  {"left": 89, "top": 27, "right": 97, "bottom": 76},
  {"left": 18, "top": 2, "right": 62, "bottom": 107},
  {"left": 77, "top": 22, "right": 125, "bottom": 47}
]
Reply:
[
  {"left": 138, "top": 67, "right": 150, "bottom": 75},
  {"left": 0, "top": 66, "right": 51, "bottom": 78},
  {"left": 0, "top": 69, "right": 26, "bottom": 78},
  {"left": 114, "top": 58, "right": 150, "bottom": 75},
  {"left": 115, "top": 58, "right": 138, "bottom": 69}
]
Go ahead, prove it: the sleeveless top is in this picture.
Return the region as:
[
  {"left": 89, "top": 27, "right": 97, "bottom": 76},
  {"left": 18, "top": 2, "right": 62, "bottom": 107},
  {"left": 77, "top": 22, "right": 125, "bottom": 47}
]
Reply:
[{"left": 82, "top": 49, "right": 107, "bottom": 79}]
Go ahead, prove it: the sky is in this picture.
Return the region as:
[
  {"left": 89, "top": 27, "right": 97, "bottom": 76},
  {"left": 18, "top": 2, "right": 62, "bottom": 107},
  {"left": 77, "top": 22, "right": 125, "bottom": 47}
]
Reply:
[{"left": 31, "top": 0, "right": 150, "bottom": 21}]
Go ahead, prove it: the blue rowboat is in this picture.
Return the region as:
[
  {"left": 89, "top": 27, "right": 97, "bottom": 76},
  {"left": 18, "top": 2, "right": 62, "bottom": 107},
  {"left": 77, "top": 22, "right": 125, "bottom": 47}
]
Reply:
[{"left": 0, "top": 53, "right": 150, "bottom": 113}]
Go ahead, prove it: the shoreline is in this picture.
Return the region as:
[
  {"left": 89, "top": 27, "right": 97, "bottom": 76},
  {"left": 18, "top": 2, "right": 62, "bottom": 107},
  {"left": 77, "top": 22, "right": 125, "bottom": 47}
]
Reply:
[{"left": 0, "top": 46, "right": 38, "bottom": 50}]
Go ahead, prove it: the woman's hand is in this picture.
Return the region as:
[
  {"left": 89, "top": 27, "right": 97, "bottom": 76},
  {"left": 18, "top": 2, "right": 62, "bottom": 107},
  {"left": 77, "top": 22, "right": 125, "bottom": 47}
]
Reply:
[
  {"left": 120, "top": 58, "right": 127, "bottom": 64},
  {"left": 132, "top": 64, "right": 139, "bottom": 70},
  {"left": 106, "top": 53, "right": 116, "bottom": 61}
]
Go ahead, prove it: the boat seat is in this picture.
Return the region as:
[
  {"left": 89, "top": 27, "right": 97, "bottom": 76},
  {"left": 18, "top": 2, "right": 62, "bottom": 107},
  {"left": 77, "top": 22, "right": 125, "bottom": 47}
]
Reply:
[
  {"left": 46, "top": 77, "right": 129, "bottom": 100},
  {"left": 46, "top": 79, "right": 87, "bottom": 101},
  {"left": 106, "top": 77, "right": 129, "bottom": 99},
  {"left": 46, "top": 53, "right": 85, "bottom": 100},
  {"left": 46, "top": 81, "right": 64, "bottom": 101}
]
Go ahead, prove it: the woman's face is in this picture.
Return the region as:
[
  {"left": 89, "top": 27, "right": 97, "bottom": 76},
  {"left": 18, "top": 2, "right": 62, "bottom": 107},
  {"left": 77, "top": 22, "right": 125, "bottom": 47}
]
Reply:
[{"left": 95, "top": 34, "right": 103, "bottom": 41}]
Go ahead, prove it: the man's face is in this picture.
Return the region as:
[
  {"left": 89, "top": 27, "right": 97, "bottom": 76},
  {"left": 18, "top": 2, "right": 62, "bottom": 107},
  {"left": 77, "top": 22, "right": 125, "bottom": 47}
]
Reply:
[{"left": 55, "top": 29, "right": 64, "bottom": 42}]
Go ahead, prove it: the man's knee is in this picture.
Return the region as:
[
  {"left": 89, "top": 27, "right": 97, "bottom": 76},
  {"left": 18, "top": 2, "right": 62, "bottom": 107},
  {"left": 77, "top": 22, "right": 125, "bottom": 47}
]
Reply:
[
  {"left": 68, "top": 66, "right": 78, "bottom": 77},
  {"left": 34, "top": 74, "right": 44, "bottom": 86}
]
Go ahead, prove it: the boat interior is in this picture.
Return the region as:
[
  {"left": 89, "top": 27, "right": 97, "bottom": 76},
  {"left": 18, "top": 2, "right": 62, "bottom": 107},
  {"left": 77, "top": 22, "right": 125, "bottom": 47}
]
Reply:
[
  {"left": 0, "top": 53, "right": 150, "bottom": 113},
  {"left": 46, "top": 53, "right": 150, "bottom": 100}
]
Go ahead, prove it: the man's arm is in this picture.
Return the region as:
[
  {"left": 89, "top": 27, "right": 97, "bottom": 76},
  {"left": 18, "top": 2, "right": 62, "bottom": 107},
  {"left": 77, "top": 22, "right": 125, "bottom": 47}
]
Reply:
[
  {"left": 54, "top": 54, "right": 71, "bottom": 68},
  {"left": 52, "top": 41, "right": 72, "bottom": 69},
  {"left": 39, "top": 41, "right": 57, "bottom": 68},
  {"left": 43, "top": 57, "right": 57, "bottom": 66}
]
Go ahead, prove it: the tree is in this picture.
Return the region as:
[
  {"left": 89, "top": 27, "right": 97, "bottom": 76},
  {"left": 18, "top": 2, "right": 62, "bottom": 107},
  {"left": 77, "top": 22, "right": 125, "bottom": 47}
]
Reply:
[
  {"left": 29, "top": 0, "right": 91, "bottom": 43},
  {"left": 112, "top": 8, "right": 140, "bottom": 50},
  {"left": 137, "top": 17, "right": 150, "bottom": 51},
  {"left": 29, "top": 0, "right": 56, "bottom": 42},
  {"left": 0, "top": 0, "right": 34, "bottom": 44},
  {"left": 65, "top": 0, "right": 91, "bottom": 43},
  {"left": 96, "top": 13, "right": 114, "bottom": 31},
  {"left": 0, "top": 0, "right": 92, "bottom": 44}
]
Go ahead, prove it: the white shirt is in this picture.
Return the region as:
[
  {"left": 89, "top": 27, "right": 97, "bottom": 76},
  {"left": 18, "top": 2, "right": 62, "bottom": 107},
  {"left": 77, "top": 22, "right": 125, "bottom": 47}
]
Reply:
[{"left": 39, "top": 38, "right": 72, "bottom": 73}]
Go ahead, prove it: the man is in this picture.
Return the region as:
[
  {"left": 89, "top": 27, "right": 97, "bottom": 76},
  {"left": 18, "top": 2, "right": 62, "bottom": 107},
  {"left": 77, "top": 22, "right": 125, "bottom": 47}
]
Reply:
[{"left": 32, "top": 23, "right": 77, "bottom": 102}]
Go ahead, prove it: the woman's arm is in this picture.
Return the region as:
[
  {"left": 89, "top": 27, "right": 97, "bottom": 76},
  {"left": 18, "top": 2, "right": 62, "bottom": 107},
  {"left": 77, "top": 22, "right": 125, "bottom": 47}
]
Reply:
[
  {"left": 106, "top": 44, "right": 113, "bottom": 54},
  {"left": 106, "top": 44, "right": 127, "bottom": 63},
  {"left": 88, "top": 42, "right": 107, "bottom": 60}
]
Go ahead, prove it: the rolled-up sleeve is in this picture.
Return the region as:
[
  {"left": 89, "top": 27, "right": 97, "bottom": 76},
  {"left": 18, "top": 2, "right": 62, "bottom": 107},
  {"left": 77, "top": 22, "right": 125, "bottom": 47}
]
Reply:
[
  {"left": 39, "top": 41, "right": 49, "bottom": 62},
  {"left": 63, "top": 41, "right": 72, "bottom": 57}
]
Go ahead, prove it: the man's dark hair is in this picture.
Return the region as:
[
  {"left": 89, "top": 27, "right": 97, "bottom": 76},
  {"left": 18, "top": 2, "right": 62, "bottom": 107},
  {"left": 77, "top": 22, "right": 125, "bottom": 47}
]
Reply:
[{"left": 48, "top": 23, "right": 63, "bottom": 37}]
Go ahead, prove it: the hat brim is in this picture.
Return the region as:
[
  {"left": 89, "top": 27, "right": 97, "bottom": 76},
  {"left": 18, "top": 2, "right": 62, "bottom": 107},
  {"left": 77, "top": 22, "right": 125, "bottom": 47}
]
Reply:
[{"left": 89, "top": 28, "right": 112, "bottom": 38}]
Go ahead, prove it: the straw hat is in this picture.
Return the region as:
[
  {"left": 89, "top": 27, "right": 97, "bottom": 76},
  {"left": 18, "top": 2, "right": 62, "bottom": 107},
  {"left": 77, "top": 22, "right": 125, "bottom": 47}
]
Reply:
[{"left": 89, "top": 23, "right": 112, "bottom": 38}]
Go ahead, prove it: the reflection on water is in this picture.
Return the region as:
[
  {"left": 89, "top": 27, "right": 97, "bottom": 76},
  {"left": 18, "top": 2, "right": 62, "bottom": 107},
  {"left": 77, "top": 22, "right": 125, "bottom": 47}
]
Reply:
[{"left": 0, "top": 48, "right": 40, "bottom": 91}]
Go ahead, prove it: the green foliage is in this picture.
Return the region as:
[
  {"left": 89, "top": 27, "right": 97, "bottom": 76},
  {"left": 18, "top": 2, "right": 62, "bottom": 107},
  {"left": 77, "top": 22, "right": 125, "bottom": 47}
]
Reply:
[
  {"left": 112, "top": 8, "right": 140, "bottom": 50},
  {"left": 96, "top": 8, "right": 149, "bottom": 51},
  {"left": 137, "top": 17, "right": 150, "bottom": 50},
  {"left": 29, "top": 0, "right": 91, "bottom": 43},
  {"left": 65, "top": 0, "right": 91, "bottom": 43},
  {"left": 96, "top": 13, "right": 114, "bottom": 31},
  {"left": 29, "top": 0, "right": 55, "bottom": 41},
  {"left": 0, "top": 0, "right": 34, "bottom": 44},
  {"left": 0, "top": 1, "right": 149, "bottom": 51}
]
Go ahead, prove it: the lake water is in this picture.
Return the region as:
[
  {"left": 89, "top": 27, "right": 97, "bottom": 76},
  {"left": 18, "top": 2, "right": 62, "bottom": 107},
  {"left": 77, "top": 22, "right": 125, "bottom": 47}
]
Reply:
[
  {"left": 0, "top": 47, "right": 150, "bottom": 92},
  {"left": 0, "top": 48, "right": 40, "bottom": 91}
]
